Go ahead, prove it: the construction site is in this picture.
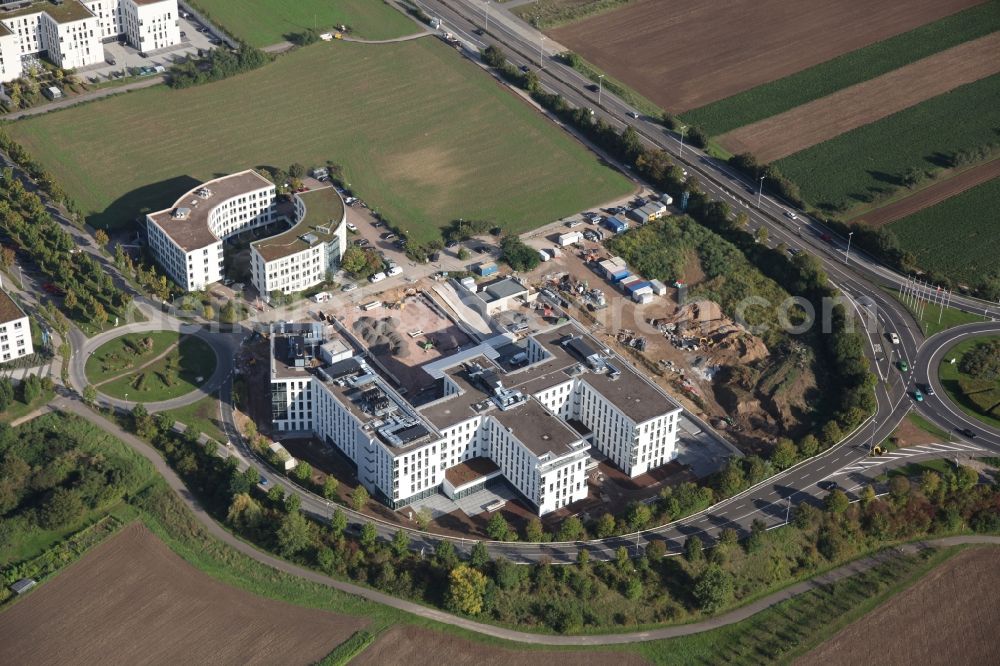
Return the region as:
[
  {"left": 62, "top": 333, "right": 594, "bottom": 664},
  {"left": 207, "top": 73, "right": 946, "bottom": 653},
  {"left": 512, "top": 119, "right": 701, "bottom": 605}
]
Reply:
[{"left": 523, "top": 237, "right": 820, "bottom": 455}]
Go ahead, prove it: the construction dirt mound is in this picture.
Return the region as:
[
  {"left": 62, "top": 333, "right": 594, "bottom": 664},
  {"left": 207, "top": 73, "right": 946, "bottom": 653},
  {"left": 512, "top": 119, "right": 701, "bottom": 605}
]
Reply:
[{"left": 668, "top": 301, "right": 770, "bottom": 365}]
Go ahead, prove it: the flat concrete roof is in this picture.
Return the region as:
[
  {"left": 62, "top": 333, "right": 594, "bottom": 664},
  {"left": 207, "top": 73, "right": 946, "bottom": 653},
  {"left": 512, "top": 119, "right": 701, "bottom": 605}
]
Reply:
[
  {"left": 253, "top": 187, "right": 344, "bottom": 262},
  {"left": 480, "top": 277, "right": 526, "bottom": 303},
  {"left": 147, "top": 170, "right": 273, "bottom": 253},
  {"left": 491, "top": 396, "right": 583, "bottom": 458},
  {"left": 0, "top": 288, "right": 25, "bottom": 324},
  {"left": 0, "top": 0, "right": 93, "bottom": 23}
]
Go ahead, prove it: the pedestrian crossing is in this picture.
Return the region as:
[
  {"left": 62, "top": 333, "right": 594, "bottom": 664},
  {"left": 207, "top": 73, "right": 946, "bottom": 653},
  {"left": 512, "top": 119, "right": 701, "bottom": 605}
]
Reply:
[{"left": 837, "top": 441, "right": 986, "bottom": 474}]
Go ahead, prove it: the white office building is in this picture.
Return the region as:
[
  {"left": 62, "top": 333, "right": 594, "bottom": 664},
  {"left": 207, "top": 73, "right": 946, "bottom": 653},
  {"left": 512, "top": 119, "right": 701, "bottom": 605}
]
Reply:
[
  {"left": 250, "top": 186, "right": 347, "bottom": 297},
  {"left": 0, "top": 0, "right": 180, "bottom": 82},
  {"left": 0, "top": 288, "right": 32, "bottom": 363},
  {"left": 147, "top": 170, "right": 347, "bottom": 296},
  {"left": 269, "top": 318, "right": 682, "bottom": 516}
]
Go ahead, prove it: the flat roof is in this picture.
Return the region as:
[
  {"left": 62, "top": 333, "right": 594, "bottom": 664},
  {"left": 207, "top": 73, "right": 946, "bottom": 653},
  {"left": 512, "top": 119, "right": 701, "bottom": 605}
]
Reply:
[
  {"left": 445, "top": 457, "right": 500, "bottom": 488},
  {"left": 491, "top": 396, "right": 583, "bottom": 458},
  {"left": 0, "top": 0, "right": 93, "bottom": 23},
  {"left": 147, "top": 170, "right": 273, "bottom": 253},
  {"left": 0, "top": 289, "right": 26, "bottom": 324},
  {"left": 252, "top": 187, "right": 344, "bottom": 262},
  {"left": 480, "top": 277, "right": 527, "bottom": 303}
]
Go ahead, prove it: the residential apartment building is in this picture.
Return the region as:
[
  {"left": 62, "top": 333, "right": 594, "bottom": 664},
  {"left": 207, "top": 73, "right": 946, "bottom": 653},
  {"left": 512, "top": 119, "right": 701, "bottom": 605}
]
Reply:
[
  {"left": 0, "top": 288, "right": 32, "bottom": 362},
  {"left": 0, "top": 0, "right": 180, "bottom": 81},
  {"left": 250, "top": 186, "right": 347, "bottom": 297},
  {"left": 147, "top": 170, "right": 347, "bottom": 296},
  {"left": 269, "top": 317, "right": 682, "bottom": 516}
]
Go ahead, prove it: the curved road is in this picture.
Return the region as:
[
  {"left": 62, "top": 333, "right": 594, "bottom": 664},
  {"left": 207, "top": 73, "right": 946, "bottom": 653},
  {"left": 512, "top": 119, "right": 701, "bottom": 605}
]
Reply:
[{"left": 50, "top": 393, "right": 1000, "bottom": 646}]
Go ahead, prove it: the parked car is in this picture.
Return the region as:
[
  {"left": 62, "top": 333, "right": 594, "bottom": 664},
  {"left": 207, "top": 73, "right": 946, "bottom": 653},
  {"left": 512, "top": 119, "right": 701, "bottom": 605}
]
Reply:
[
  {"left": 353, "top": 238, "right": 369, "bottom": 247},
  {"left": 565, "top": 220, "right": 582, "bottom": 228},
  {"left": 387, "top": 265, "right": 403, "bottom": 277},
  {"left": 380, "top": 232, "right": 396, "bottom": 241},
  {"left": 342, "top": 283, "right": 358, "bottom": 292},
  {"left": 445, "top": 240, "right": 459, "bottom": 249},
  {"left": 369, "top": 272, "right": 386, "bottom": 283},
  {"left": 346, "top": 222, "right": 357, "bottom": 232}
]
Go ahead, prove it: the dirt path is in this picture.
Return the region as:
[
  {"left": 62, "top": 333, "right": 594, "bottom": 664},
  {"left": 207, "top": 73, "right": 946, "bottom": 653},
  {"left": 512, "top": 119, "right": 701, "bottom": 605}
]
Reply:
[
  {"left": 853, "top": 158, "right": 1000, "bottom": 228},
  {"left": 548, "top": 0, "right": 983, "bottom": 112},
  {"left": 797, "top": 547, "right": 1000, "bottom": 666},
  {"left": 719, "top": 32, "right": 1000, "bottom": 162},
  {"left": 94, "top": 339, "right": 180, "bottom": 387},
  {"left": 0, "top": 523, "right": 365, "bottom": 666}
]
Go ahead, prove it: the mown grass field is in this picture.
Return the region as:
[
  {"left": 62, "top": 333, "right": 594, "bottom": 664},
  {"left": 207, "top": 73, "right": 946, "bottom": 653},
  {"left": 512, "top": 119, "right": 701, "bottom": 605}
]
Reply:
[
  {"left": 939, "top": 335, "right": 1000, "bottom": 430},
  {"left": 773, "top": 74, "right": 1000, "bottom": 212},
  {"left": 163, "top": 396, "right": 228, "bottom": 444},
  {"left": 887, "top": 176, "right": 1000, "bottom": 286},
  {"left": 682, "top": 1, "right": 1000, "bottom": 136},
  {"left": 190, "top": 0, "right": 420, "bottom": 47},
  {"left": 7, "top": 40, "right": 631, "bottom": 245},
  {"left": 99, "top": 335, "right": 216, "bottom": 402}
]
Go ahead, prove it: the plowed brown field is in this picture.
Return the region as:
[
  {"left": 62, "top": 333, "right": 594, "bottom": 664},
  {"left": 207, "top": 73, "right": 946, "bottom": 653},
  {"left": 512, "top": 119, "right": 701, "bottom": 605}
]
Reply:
[
  {"left": 353, "top": 626, "right": 650, "bottom": 666},
  {"left": 0, "top": 524, "right": 366, "bottom": 666},
  {"left": 719, "top": 33, "right": 1000, "bottom": 162},
  {"left": 797, "top": 547, "right": 1000, "bottom": 666},
  {"left": 549, "top": 0, "right": 984, "bottom": 112},
  {"left": 858, "top": 159, "right": 1000, "bottom": 227}
]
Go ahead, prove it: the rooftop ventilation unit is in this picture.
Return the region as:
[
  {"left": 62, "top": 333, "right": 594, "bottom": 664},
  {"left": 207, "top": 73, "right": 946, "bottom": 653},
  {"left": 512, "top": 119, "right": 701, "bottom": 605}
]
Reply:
[
  {"left": 172, "top": 207, "right": 191, "bottom": 220},
  {"left": 196, "top": 187, "right": 213, "bottom": 199},
  {"left": 301, "top": 233, "right": 318, "bottom": 245}
]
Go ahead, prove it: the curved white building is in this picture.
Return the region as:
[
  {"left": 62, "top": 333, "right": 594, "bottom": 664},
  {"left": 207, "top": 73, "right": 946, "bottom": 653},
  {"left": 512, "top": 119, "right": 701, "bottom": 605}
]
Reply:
[
  {"left": 146, "top": 169, "right": 347, "bottom": 296},
  {"left": 251, "top": 186, "right": 347, "bottom": 298}
]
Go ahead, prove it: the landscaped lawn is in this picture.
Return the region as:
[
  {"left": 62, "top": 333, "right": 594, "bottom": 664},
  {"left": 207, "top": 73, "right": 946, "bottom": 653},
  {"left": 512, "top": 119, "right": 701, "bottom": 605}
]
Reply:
[
  {"left": 85, "top": 330, "right": 182, "bottom": 385},
  {"left": 774, "top": 74, "right": 1000, "bottom": 212},
  {"left": 164, "top": 396, "right": 228, "bottom": 444},
  {"left": 938, "top": 335, "right": 1000, "bottom": 430},
  {"left": 7, "top": 40, "right": 632, "bottom": 244},
  {"left": 887, "top": 176, "right": 1000, "bottom": 287},
  {"left": 682, "top": 1, "right": 1000, "bottom": 136},
  {"left": 99, "top": 335, "right": 217, "bottom": 403},
  {"left": 190, "top": 0, "right": 421, "bottom": 47},
  {"left": 880, "top": 286, "right": 985, "bottom": 338}
]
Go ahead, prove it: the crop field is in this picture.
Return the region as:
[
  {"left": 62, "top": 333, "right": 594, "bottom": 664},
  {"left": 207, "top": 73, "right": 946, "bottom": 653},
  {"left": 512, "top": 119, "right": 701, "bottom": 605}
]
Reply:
[
  {"left": 682, "top": 1, "right": 1000, "bottom": 136},
  {"left": 0, "top": 523, "right": 365, "bottom": 665},
  {"left": 190, "top": 0, "right": 420, "bottom": 47},
  {"left": 6, "top": 40, "right": 631, "bottom": 245},
  {"left": 773, "top": 74, "right": 1000, "bottom": 212},
  {"left": 799, "top": 547, "right": 1000, "bottom": 665},
  {"left": 353, "top": 626, "right": 648, "bottom": 666},
  {"left": 858, "top": 159, "right": 1000, "bottom": 227},
  {"left": 886, "top": 176, "right": 1000, "bottom": 285},
  {"left": 547, "top": 0, "right": 982, "bottom": 112},
  {"left": 718, "top": 32, "right": 1000, "bottom": 162}
]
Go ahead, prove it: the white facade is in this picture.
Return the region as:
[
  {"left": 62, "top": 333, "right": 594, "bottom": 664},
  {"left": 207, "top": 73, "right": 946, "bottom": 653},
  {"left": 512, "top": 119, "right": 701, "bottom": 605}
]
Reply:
[
  {"left": 121, "top": 0, "right": 179, "bottom": 54},
  {"left": 0, "top": 290, "right": 32, "bottom": 363},
  {"left": 146, "top": 170, "right": 276, "bottom": 292},
  {"left": 250, "top": 187, "right": 347, "bottom": 297},
  {"left": 0, "top": 0, "right": 180, "bottom": 82},
  {"left": 269, "top": 320, "right": 681, "bottom": 516}
]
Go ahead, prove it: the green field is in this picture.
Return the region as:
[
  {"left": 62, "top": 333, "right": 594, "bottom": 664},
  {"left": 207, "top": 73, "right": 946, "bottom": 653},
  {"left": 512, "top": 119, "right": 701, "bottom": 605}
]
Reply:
[
  {"left": 163, "top": 396, "right": 228, "bottom": 444},
  {"left": 97, "top": 335, "right": 217, "bottom": 402},
  {"left": 682, "top": 2, "right": 1000, "bottom": 136},
  {"left": 939, "top": 335, "right": 1000, "bottom": 430},
  {"left": 7, "top": 40, "right": 631, "bottom": 245},
  {"left": 774, "top": 74, "right": 1000, "bottom": 212},
  {"left": 85, "top": 330, "right": 181, "bottom": 385},
  {"left": 888, "top": 176, "right": 1000, "bottom": 286},
  {"left": 191, "top": 0, "right": 421, "bottom": 47}
]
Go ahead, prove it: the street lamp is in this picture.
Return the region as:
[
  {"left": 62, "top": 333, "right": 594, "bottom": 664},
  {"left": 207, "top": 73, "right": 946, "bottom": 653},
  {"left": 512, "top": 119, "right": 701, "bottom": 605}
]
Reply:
[
  {"left": 484, "top": 0, "right": 490, "bottom": 32},
  {"left": 597, "top": 73, "right": 604, "bottom": 106},
  {"left": 845, "top": 231, "right": 855, "bottom": 264},
  {"left": 757, "top": 175, "right": 765, "bottom": 208},
  {"left": 678, "top": 125, "right": 687, "bottom": 156},
  {"left": 539, "top": 35, "right": 546, "bottom": 68},
  {"left": 124, "top": 393, "right": 128, "bottom": 410}
]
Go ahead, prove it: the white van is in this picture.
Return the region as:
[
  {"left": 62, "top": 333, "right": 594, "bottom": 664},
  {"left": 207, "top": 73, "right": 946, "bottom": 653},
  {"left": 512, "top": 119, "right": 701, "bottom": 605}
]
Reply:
[
  {"left": 311, "top": 291, "right": 331, "bottom": 303},
  {"left": 387, "top": 265, "right": 403, "bottom": 277},
  {"left": 369, "top": 272, "right": 386, "bottom": 283}
]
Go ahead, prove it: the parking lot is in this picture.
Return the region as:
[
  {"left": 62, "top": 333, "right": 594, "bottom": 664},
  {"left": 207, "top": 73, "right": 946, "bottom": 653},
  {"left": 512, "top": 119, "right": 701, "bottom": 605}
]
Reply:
[{"left": 76, "top": 16, "right": 218, "bottom": 83}]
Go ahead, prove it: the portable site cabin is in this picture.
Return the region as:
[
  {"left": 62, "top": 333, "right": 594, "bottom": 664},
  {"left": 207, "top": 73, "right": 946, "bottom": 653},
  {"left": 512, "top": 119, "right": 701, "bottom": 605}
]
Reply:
[
  {"left": 557, "top": 231, "right": 583, "bottom": 246},
  {"left": 475, "top": 261, "right": 499, "bottom": 277},
  {"left": 604, "top": 215, "right": 629, "bottom": 234}
]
